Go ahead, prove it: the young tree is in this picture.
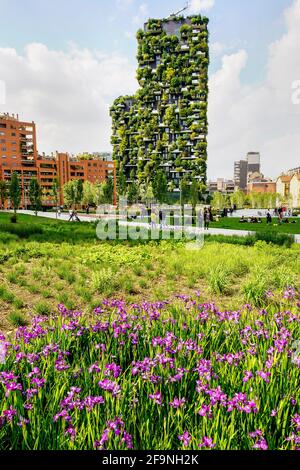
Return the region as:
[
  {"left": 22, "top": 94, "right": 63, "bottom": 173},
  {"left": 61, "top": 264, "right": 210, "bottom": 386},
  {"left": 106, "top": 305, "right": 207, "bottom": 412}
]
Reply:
[
  {"left": 0, "top": 180, "right": 8, "bottom": 209},
  {"left": 190, "top": 180, "right": 199, "bottom": 209},
  {"left": 230, "top": 190, "right": 246, "bottom": 209},
  {"left": 144, "top": 183, "right": 154, "bottom": 205},
  {"left": 63, "top": 181, "right": 76, "bottom": 208},
  {"left": 29, "top": 178, "right": 42, "bottom": 216},
  {"left": 82, "top": 181, "right": 96, "bottom": 206},
  {"left": 102, "top": 177, "right": 114, "bottom": 204},
  {"left": 75, "top": 179, "right": 84, "bottom": 207},
  {"left": 180, "top": 177, "right": 190, "bottom": 206},
  {"left": 153, "top": 170, "right": 168, "bottom": 203},
  {"left": 51, "top": 177, "right": 60, "bottom": 218},
  {"left": 211, "top": 191, "right": 225, "bottom": 211},
  {"left": 94, "top": 182, "right": 105, "bottom": 206},
  {"left": 9, "top": 172, "right": 21, "bottom": 213},
  {"left": 127, "top": 182, "right": 139, "bottom": 203}
]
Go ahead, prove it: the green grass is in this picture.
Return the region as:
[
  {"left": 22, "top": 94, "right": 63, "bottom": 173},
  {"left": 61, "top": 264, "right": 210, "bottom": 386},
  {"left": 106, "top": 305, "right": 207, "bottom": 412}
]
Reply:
[
  {"left": 9, "top": 310, "right": 28, "bottom": 327},
  {"left": 0, "top": 212, "right": 299, "bottom": 332},
  {"left": 209, "top": 216, "right": 300, "bottom": 235}
]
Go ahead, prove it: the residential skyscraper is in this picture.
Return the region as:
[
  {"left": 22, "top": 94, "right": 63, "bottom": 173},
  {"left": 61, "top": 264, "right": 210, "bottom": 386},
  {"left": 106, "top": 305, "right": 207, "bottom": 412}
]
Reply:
[
  {"left": 234, "top": 160, "right": 248, "bottom": 190},
  {"left": 247, "top": 152, "right": 261, "bottom": 174},
  {"left": 234, "top": 152, "right": 262, "bottom": 190},
  {"left": 110, "top": 14, "right": 209, "bottom": 197}
]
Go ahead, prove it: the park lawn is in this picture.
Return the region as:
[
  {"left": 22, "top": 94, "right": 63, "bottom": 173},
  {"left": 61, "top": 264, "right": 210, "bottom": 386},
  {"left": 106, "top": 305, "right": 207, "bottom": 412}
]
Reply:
[
  {"left": 0, "top": 213, "right": 299, "bottom": 332},
  {"left": 210, "top": 217, "right": 300, "bottom": 235},
  {"left": 0, "top": 212, "right": 66, "bottom": 225}
]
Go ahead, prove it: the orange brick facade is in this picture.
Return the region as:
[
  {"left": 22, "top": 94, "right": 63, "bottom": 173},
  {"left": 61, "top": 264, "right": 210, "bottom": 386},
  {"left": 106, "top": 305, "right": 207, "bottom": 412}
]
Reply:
[
  {"left": 247, "top": 182, "right": 277, "bottom": 194},
  {"left": 0, "top": 113, "right": 116, "bottom": 207}
]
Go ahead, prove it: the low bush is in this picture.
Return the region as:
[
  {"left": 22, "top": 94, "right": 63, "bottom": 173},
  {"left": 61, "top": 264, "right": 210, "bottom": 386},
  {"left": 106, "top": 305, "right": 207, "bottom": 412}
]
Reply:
[
  {"left": 255, "top": 231, "right": 294, "bottom": 247},
  {"left": 0, "top": 223, "right": 43, "bottom": 239}
]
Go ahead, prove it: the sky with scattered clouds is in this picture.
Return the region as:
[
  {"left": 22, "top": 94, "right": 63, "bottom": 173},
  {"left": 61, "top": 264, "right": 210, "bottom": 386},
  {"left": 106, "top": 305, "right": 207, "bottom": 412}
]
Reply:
[{"left": 0, "top": 0, "right": 299, "bottom": 179}]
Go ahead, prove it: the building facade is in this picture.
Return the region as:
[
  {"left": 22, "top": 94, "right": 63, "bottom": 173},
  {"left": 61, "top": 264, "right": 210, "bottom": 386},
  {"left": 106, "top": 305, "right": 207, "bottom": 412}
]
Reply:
[
  {"left": 234, "top": 160, "right": 248, "bottom": 190},
  {"left": 289, "top": 173, "right": 300, "bottom": 208},
  {"left": 247, "top": 182, "right": 276, "bottom": 194},
  {"left": 0, "top": 113, "right": 116, "bottom": 207},
  {"left": 208, "top": 178, "right": 235, "bottom": 194},
  {"left": 276, "top": 170, "right": 300, "bottom": 208},
  {"left": 247, "top": 152, "right": 261, "bottom": 174},
  {"left": 111, "top": 14, "right": 209, "bottom": 196},
  {"left": 234, "top": 152, "right": 261, "bottom": 191}
]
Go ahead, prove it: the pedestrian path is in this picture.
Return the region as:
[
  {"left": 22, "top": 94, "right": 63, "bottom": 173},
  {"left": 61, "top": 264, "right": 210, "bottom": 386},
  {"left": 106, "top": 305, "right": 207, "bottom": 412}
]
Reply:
[{"left": 3, "top": 210, "right": 299, "bottom": 243}]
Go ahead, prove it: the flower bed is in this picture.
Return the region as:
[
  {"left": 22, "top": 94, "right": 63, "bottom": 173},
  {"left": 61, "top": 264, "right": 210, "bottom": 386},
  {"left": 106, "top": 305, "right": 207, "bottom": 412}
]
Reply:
[{"left": 0, "top": 289, "right": 299, "bottom": 450}]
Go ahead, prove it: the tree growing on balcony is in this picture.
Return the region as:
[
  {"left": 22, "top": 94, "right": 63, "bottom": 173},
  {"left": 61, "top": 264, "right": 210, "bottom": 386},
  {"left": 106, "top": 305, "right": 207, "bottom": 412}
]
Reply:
[
  {"left": 9, "top": 172, "right": 21, "bottom": 214},
  {"left": 29, "top": 178, "right": 42, "bottom": 216}
]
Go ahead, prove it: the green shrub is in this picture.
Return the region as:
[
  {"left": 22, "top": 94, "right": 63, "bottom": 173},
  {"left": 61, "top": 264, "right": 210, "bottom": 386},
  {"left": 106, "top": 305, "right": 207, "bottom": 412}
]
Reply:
[
  {"left": 255, "top": 231, "right": 294, "bottom": 247},
  {"left": 243, "top": 271, "right": 269, "bottom": 307},
  {"left": 92, "top": 268, "right": 116, "bottom": 294},
  {"left": 0, "top": 232, "right": 18, "bottom": 243},
  {"left": 9, "top": 311, "right": 28, "bottom": 327},
  {"left": 208, "top": 267, "right": 230, "bottom": 295},
  {"left": 0, "top": 285, "right": 15, "bottom": 303},
  {"left": 13, "top": 298, "right": 25, "bottom": 309},
  {"left": 57, "top": 266, "right": 76, "bottom": 284},
  {"left": 34, "top": 301, "right": 51, "bottom": 316},
  {"left": 0, "top": 223, "right": 43, "bottom": 239}
]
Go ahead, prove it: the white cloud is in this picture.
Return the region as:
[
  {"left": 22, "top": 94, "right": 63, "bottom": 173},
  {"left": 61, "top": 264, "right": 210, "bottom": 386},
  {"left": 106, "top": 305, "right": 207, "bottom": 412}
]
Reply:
[
  {"left": 208, "top": 0, "right": 300, "bottom": 179},
  {"left": 211, "top": 41, "right": 226, "bottom": 56},
  {"left": 189, "top": 0, "right": 215, "bottom": 13},
  {"left": 116, "top": 0, "right": 134, "bottom": 8},
  {"left": 0, "top": 43, "right": 137, "bottom": 154},
  {"left": 132, "top": 3, "right": 149, "bottom": 25}
]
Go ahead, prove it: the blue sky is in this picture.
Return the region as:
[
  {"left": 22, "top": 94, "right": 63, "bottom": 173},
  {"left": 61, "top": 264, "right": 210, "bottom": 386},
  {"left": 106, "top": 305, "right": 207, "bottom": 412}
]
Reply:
[
  {"left": 0, "top": 0, "right": 299, "bottom": 178},
  {"left": 0, "top": 0, "right": 290, "bottom": 81}
]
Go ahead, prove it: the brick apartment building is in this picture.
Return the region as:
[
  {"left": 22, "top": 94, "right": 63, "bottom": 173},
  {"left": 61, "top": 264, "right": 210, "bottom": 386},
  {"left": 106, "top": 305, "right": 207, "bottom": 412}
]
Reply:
[{"left": 0, "top": 113, "right": 116, "bottom": 207}]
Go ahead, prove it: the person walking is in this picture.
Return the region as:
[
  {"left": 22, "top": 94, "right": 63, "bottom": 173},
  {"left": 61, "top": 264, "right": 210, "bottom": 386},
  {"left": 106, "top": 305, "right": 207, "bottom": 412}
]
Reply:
[
  {"left": 159, "top": 209, "right": 163, "bottom": 230},
  {"left": 74, "top": 210, "right": 81, "bottom": 222},
  {"left": 266, "top": 210, "right": 272, "bottom": 225},
  {"left": 204, "top": 209, "right": 210, "bottom": 231}
]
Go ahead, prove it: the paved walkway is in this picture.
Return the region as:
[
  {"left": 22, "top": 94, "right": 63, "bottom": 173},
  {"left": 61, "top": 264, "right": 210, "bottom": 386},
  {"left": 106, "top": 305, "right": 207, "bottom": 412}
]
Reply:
[{"left": 2, "top": 210, "right": 299, "bottom": 243}]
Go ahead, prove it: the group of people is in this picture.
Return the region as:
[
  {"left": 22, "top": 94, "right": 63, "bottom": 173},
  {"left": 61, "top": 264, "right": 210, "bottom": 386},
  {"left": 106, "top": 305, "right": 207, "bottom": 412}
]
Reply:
[
  {"left": 239, "top": 216, "right": 263, "bottom": 224},
  {"left": 221, "top": 206, "right": 236, "bottom": 217},
  {"left": 239, "top": 208, "right": 295, "bottom": 225}
]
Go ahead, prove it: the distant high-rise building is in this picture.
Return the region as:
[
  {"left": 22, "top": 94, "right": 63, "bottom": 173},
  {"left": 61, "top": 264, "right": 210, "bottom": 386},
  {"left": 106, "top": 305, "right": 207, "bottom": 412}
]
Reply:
[
  {"left": 234, "top": 152, "right": 261, "bottom": 190},
  {"left": 208, "top": 178, "right": 235, "bottom": 194},
  {"left": 234, "top": 160, "right": 248, "bottom": 190},
  {"left": 247, "top": 152, "right": 261, "bottom": 174},
  {"left": 111, "top": 14, "right": 209, "bottom": 195}
]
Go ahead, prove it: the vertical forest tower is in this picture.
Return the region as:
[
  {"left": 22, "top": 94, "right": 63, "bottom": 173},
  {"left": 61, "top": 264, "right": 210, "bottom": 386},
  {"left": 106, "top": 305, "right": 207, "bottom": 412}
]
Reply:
[{"left": 110, "top": 14, "right": 209, "bottom": 197}]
